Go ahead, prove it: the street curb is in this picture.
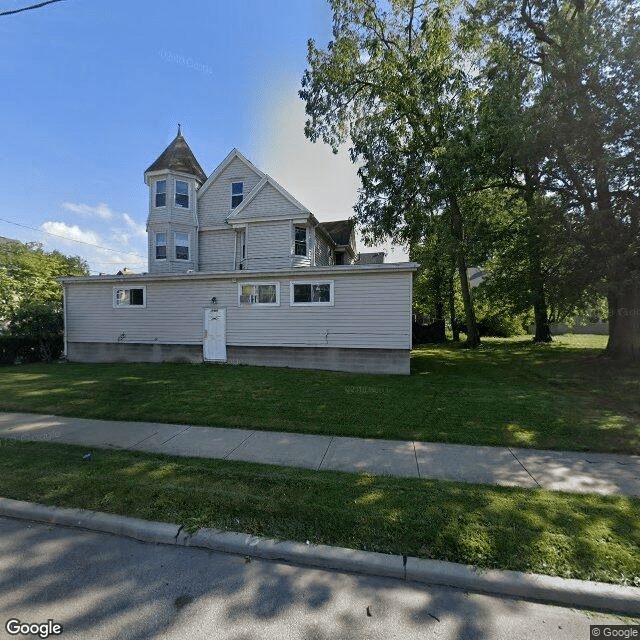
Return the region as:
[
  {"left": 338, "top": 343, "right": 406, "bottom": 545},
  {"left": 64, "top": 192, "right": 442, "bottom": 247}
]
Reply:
[{"left": 1, "top": 497, "right": 639, "bottom": 615}]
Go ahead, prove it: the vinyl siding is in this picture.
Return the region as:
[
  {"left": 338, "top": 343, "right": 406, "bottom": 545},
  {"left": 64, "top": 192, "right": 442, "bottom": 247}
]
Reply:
[
  {"left": 65, "top": 269, "right": 412, "bottom": 351},
  {"left": 244, "top": 221, "right": 291, "bottom": 271},
  {"left": 314, "top": 231, "right": 333, "bottom": 266},
  {"left": 197, "top": 157, "right": 262, "bottom": 226},
  {"left": 233, "top": 182, "right": 303, "bottom": 221},
  {"left": 147, "top": 224, "right": 197, "bottom": 274},
  {"left": 199, "top": 229, "right": 236, "bottom": 271}
]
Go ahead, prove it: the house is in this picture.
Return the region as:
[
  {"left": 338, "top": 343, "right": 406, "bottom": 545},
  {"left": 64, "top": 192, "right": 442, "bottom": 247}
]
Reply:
[{"left": 60, "top": 128, "right": 418, "bottom": 374}]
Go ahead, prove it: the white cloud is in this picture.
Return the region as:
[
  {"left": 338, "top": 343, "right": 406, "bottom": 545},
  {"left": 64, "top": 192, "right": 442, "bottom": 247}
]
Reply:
[
  {"left": 42, "top": 221, "right": 101, "bottom": 246},
  {"left": 62, "top": 202, "right": 115, "bottom": 220},
  {"left": 253, "top": 84, "right": 361, "bottom": 219},
  {"left": 253, "top": 79, "right": 409, "bottom": 262},
  {"left": 122, "top": 213, "right": 147, "bottom": 238},
  {"left": 40, "top": 221, "right": 146, "bottom": 274}
]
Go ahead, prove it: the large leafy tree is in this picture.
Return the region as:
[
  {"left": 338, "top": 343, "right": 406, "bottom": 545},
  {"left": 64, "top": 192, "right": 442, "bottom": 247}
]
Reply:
[
  {"left": 468, "top": 0, "right": 640, "bottom": 357},
  {"left": 301, "top": 0, "right": 482, "bottom": 346},
  {"left": 0, "top": 240, "right": 88, "bottom": 337}
]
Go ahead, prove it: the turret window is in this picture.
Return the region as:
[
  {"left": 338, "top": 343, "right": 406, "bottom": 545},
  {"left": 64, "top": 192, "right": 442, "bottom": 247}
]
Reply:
[
  {"left": 155, "top": 180, "right": 166, "bottom": 207},
  {"left": 175, "top": 180, "right": 189, "bottom": 208},
  {"left": 155, "top": 233, "right": 166, "bottom": 260},
  {"left": 175, "top": 232, "right": 190, "bottom": 260},
  {"left": 231, "top": 182, "right": 243, "bottom": 208}
]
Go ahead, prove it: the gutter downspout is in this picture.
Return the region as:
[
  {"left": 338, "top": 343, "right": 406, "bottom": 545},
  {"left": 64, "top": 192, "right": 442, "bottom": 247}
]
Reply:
[{"left": 62, "top": 284, "right": 68, "bottom": 359}]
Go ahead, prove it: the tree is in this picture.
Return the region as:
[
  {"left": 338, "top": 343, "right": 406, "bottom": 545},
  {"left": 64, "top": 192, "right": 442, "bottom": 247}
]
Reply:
[
  {"left": 0, "top": 240, "right": 88, "bottom": 337},
  {"left": 0, "top": 1, "right": 65, "bottom": 17},
  {"left": 301, "top": 0, "right": 481, "bottom": 347},
  {"left": 468, "top": 0, "right": 640, "bottom": 358}
]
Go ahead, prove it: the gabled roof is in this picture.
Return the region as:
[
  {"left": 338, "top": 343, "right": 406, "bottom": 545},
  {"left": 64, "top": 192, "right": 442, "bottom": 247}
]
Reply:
[
  {"left": 197, "top": 148, "right": 265, "bottom": 197},
  {"left": 319, "top": 220, "right": 354, "bottom": 246},
  {"left": 226, "top": 174, "right": 310, "bottom": 222},
  {"left": 145, "top": 127, "right": 207, "bottom": 184}
]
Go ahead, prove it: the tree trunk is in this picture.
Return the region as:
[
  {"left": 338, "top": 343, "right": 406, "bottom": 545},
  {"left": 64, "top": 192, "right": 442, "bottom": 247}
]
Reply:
[
  {"left": 449, "top": 196, "right": 480, "bottom": 348},
  {"left": 449, "top": 270, "right": 459, "bottom": 342},
  {"left": 523, "top": 180, "right": 552, "bottom": 343},
  {"left": 605, "top": 281, "right": 640, "bottom": 361}
]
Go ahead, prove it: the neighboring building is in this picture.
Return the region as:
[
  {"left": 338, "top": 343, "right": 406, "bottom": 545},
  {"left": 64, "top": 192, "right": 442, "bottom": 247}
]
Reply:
[
  {"left": 61, "top": 128, "right": 417, "bottom": 374},
  {"left": 358, "top": 252, "right": 385, "bottom": 265}
]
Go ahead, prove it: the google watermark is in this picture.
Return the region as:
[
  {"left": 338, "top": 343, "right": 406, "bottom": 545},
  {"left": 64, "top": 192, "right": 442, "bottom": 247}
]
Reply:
[
  {"left": 5, "top": 619, "right": 63, "bottom": 638},
  {"left": 591, "top": 625, "right": 640, "bottom": 638}
]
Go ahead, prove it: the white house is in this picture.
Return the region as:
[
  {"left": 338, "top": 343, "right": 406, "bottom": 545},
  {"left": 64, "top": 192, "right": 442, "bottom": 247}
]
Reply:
[{"left": 60, "top": 128, "right": 417, "bottom": 374}]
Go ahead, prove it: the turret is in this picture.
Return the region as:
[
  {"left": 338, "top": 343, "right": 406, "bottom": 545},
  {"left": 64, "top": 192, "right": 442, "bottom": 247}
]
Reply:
[{"left": 144, "top": 126, "right": 207, "bottom": 274}]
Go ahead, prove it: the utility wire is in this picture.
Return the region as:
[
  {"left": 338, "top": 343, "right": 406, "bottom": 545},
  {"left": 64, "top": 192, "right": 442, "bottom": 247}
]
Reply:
[{"left": 0, "top": 217, "right": 146, "bottom": 259}]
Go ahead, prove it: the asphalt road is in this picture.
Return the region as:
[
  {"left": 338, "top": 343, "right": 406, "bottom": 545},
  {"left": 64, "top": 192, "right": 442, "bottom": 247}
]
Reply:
[{"left": 0, "top": 516, "right": 636, "bottom": 640}]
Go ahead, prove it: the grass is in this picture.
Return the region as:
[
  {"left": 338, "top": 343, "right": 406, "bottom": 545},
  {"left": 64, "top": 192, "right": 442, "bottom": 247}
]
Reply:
[
  {"left": 0, "top": 334, "right": 638, "bottom": 454},
  {"left": 1, "top": 439, "right": 639, "bottom": 586}
]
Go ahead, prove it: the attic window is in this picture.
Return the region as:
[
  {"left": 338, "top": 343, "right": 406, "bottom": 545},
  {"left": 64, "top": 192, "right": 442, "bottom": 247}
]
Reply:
[
  {"left": 175, "top": 180, "right": 189, "bottom": 208},
  {"left": 231, "top": 182, "right": 243, "bottom": 208},
  {"left": 155, "top": 180, "right": 166, "bottom": 207}
]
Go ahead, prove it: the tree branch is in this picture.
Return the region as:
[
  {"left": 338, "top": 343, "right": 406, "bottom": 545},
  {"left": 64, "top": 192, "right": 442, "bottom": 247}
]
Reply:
[{"left": 0, "top": 0, "right": 65, "bottom": 17}]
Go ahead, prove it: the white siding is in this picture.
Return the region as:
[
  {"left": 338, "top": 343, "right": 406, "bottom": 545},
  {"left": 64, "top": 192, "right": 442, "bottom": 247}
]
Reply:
[
  {"left": 199, "top": 229, "right": 236, "bottom": 271},
  {"left": 244, "top": 221, "right": 291, "bottom": 271},
  {"left": 198, "top": 157, "right": 262, "bottom": 226},
  {"left": 227, "top": 271, "right": 410, "bottom": 349},
  {"left": 314, "top": 231, "right": 333, "bottom": 266},
  {"left": 66, "top": 269, "right": 412, "bottom": 351},
  {"left": 234, "top": 182, "right": 303, "bottom": 221}
]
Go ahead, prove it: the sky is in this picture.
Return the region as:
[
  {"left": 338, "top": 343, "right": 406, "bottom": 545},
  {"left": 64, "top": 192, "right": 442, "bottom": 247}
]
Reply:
[{"left": 0, "top": 0, "right": 407, "bottom": 274}]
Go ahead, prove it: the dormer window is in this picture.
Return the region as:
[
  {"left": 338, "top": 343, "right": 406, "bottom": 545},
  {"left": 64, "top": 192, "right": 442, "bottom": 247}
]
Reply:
[
  {"left": 155, "top": 180, "right": 166, "bottom": 207},
  {"left": 175, "top": 180, "right": 189, "bottom": 208},
  {"left": 294, "top": 226, "right": 307, "bottom": 256},
  {"left": 231, "top": 182, "right": 243, "bottom": 208}
]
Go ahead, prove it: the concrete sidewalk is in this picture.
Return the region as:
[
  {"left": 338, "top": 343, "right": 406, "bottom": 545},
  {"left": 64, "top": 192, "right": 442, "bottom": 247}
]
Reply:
[{"left": 1, "top": 411, "right": 639, "bottom": 496}]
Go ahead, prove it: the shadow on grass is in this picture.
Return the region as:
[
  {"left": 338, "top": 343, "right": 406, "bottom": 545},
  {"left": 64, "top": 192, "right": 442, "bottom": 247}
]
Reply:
[
  {"left": 1, "top": 441, "right": 639, "bottom": 588},
  {"left": 0, "top": 334, "right": 638, "bottom": 454}
]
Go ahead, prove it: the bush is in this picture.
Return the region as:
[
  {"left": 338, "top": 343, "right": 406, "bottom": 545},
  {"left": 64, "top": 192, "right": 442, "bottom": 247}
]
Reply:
[
  {"left": 476, "top": 313, "right": 526, "bottom": 338},
  {"left": 0, "top": 335, "right": 63, "bottom": 365}
]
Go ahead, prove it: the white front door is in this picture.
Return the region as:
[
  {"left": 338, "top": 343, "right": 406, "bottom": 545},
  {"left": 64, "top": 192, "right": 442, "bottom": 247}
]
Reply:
[{"left": 203, "top": 308, "right": 227, "bottom": 362}]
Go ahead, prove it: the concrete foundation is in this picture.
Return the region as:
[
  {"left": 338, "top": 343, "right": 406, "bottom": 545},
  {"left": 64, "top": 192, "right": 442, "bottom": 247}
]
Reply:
[
  {"left": 66, "top": 342, "right": 203, "bottom": 364},
  {"left": 66, "top": 342, "right": 410, "bottom": 374},
  {"left": 227, "top": 345, "right": 410, "bottom": 375}
]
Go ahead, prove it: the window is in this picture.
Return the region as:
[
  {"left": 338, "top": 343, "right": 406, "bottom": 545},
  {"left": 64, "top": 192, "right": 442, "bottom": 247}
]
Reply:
[
  {"left": 294, "top": 226, "right": 307, "bottom": 256},
  {"left": 231, "top": 182, "right": 243, "bottom": 208},
  {"left": 290, "top": 281, "right": 334, "bottom": 306},
  {"left": 175, "top": 180, "right": 189, "bottom": 208},
  {"left": 155, "top": 180, "right": 166, "bottom": 207},
  {"left": 238, "top": 282, "right": 279, "bottom": 306},
  {"left": 113, "top": 286, "right": 146, "bottom": 308},
  {"left": 175, "top": 232, "right": 190, "bottom": 260},
  {"left": 155, "top": 233, "right": 166, "bottom": 260}
]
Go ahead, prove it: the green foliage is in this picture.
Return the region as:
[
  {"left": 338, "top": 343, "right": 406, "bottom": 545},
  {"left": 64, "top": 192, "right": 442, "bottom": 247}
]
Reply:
[
  {"left": 0, "top": 240, "right": 88, "bottom": 341},
  {"left": 2, "top": 439, "right": 640, "bottom": 585},
  {"left": 1, "top": 335, "right": 639, "bottom": 455}
]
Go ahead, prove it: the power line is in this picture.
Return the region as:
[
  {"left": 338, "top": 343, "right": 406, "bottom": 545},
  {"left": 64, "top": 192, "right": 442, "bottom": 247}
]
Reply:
[{"left": 0, "top": 217, "right": 146, "bottom": 259}]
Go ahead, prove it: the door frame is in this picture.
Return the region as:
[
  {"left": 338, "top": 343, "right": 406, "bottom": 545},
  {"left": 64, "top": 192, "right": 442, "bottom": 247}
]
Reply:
[{"left": 203, "top": 307, "right": 227, "bottom": 362}]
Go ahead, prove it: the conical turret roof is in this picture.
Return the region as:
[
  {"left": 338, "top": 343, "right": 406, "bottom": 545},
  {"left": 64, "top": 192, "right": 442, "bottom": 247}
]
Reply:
[{"left": 145, "top": 126, "right": 207, "bottom": 184}]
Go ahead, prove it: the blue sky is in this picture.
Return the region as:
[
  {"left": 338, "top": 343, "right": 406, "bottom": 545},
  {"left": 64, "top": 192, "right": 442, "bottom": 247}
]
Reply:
[{"left": 0, "top": 0, "right": 405, "bottom": 273}]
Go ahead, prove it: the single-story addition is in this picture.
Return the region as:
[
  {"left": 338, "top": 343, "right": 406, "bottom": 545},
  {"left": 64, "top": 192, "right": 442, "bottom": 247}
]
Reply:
[{"left": 60, "top": 128, "right": 418, "bottom": 374}]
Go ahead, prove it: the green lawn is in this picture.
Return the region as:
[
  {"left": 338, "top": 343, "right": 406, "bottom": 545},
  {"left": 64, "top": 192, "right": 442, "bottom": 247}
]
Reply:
[
  {"left": 1, "top": 439, "right": 639, "bottom": 587},
  {"left": 1, "top": 334, "right": 638, "bottom": 454}
]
